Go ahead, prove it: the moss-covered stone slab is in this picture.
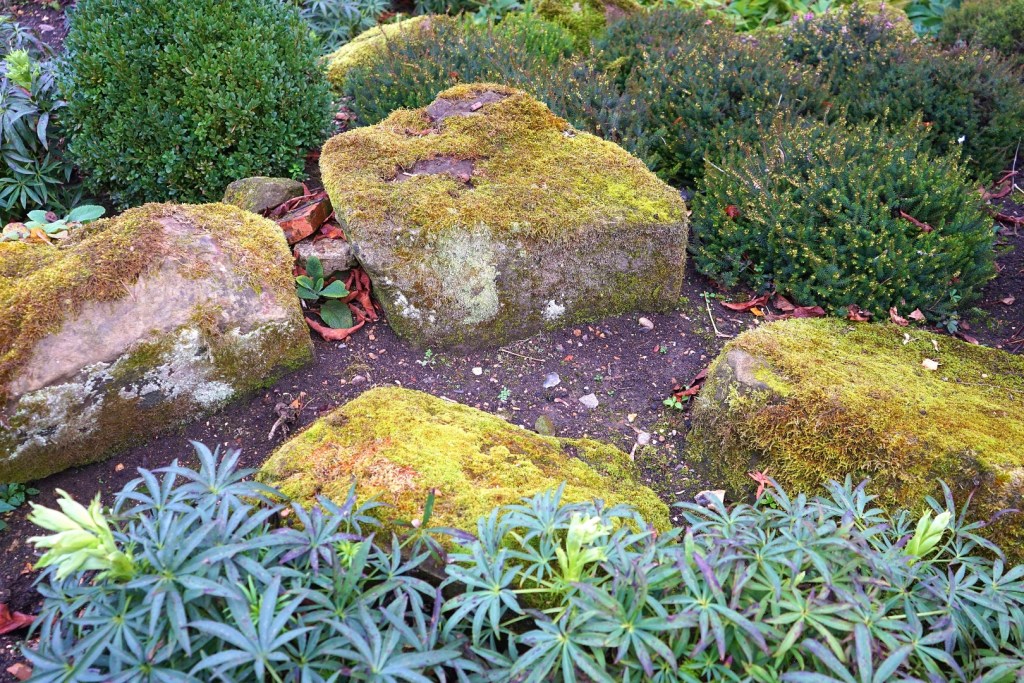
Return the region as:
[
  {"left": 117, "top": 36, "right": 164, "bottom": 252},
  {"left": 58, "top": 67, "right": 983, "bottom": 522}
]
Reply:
[
  {"left": 223, "top": 176, "right": 305, "bottom": 215},
  {"left": 325, "top": 16, "right": 445, "bottom": 91},
  {"left": 319, "top": 83, "right": 688, "bottom": 349},
  {"left": 0, "top": 203, "right": 313, "bottom": 482},
  {"left": 688, "top": 318, "right": 1024, "bottom": 560},
  {"left": 537, "top": 0, "right": 640, "bottom": 46},
  {"left": 258, "top": 386, "right": 670, "bottom": 534}
]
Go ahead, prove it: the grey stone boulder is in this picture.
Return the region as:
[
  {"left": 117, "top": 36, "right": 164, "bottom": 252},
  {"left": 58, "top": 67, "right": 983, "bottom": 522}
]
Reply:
[
  {"left": 0, "top": 203, "right": 313, "bottom": 482},
  {"left": 223, "top": 176, "right": 305, "bottom": 215},
  {"left": 319, "top": 83, "right": 689, "bottom": 349},
  {"left": 294, "top": 237, "right": 357, "bottom": 275}
]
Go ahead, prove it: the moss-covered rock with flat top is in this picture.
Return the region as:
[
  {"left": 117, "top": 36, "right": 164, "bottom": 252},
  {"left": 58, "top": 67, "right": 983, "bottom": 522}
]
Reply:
[
  {"left": 319, "top": 83, "right": 688, "bottom": 349},
  {"left": 258, "top": 387, "right": 670, "bottom": 535},
  {"left": 0, "top": 203, "right": 313, "bottom": 482},
  {"left": 688, "top": 318, "right": 1024, "bottom": 561},
  {"left": 537, "top": 0, "right": 640, "bottom": 47},
  {"left": 325, "top": 16, "right": 446, "bottom": 91}
]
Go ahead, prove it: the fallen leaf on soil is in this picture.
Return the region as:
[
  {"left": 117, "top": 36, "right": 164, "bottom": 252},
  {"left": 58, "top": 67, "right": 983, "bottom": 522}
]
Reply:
[
  {"left": 922, "top": 358, "right": 939, "bottom": 371},
  {"left": 750, "top": 307, "right": 764, "bottom": 317},
  {"left": 725, "top": 205, "right": 741, "bottom": 219},
  {"left": 889, "top": 307, "right": 909, "bottom": 326},
  {"left": 748, "top": 469, "right": 773, "bottom": 499},
  {"left": 722, "top": 294, "right": 770, "bottom": 311},
  {"left": 847, "top": 304, "right": 871, "bottom": 322},
  {"left": 955, "top": 332, "right": 980, "bottom": 345},
  {"left": 791, "top": 305, "right": 826, "bottom": 318},
  {"left": 772, "top": 294, "right": 795, "bottom": 312},
  {"left": 6, "top": 663, "right": 31, "bottom": 681},
  {"left": 305, "top": 315, "right": 364, "bottom": 341},
  {"left": 0, "top": 604, "right": 34, "bottom": 635},
  {"left": 908, "top": 309, "right": 926, "bottom": 322},
  {"left": 1002, "top": 295, "right": 1016, "bottom": 306}
]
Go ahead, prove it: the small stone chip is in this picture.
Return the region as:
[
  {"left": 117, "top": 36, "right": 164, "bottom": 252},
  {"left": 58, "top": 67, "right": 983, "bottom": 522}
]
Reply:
[
  {"left": 472, "top": 367, "right": 483, "bottom": 376},
  {"left": 579, "top": 393, "right": 599, "bottom": 409},
  {"left": 922, "top": 358, "right": 939, "bottom": 371}
]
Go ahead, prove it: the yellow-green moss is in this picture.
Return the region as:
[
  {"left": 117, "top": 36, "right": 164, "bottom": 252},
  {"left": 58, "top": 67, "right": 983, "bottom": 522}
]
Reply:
[
  {"left": 0, "top": 203, "right": 299, "bottom": 405},
  {"left": 325, "top": 15, "right": 444, "bottom": 90},
  {"left": 688, "top": 318, "right": 1024, "bottom": 560},
  {"left": 537, "top": 0, "right": 640, "bottom": 47},
  {"left": 258, "top": 387, "right": 670, "bottom": 537},
  {"left": 320, "top": 83, "right": 684, "bottom": 243}
]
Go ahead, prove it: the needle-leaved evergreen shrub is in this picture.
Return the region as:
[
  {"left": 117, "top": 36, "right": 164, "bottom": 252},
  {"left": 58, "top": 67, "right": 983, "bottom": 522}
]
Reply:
[
  {"left": 939, "top": 0, "right": 1024, "bottom": 70},
  {"left": 692, "top": 116, "right": 995, "bottom": 322},
  {"left": 342, "top": 14, "right": 571, "bottom": 126},
  {"left": 24, "top": 442, "right": 1024, "bottom": 681},
  {"left": 59, "top": 0, "right": 332, "bottom": 207},
  {"left": 779, "top": 5, "right": 1024, "bottom": 179}
]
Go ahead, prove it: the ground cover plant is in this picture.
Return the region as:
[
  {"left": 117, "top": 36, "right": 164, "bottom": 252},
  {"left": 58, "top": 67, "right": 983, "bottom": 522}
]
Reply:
[
  {"left": 21, "top": 442, "right": 1024, "bottom": 681},
  {"left": 939, "top": 0, "right": 1024, "bottom": 69},
  {"left": 59, "top": 0, "right": 333, "bottom": 207}
]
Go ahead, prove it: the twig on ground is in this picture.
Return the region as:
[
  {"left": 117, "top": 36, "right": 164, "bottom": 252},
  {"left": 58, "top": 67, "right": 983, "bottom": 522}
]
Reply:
[
  {"left": 703, "top": 292, "right": 733, "bottom": 338},
  {"left": 499, "top": 348, "right": 544, "bottom": 363}
]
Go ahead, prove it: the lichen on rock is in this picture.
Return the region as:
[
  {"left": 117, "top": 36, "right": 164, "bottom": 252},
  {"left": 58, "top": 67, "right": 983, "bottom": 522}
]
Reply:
[
  {"left": 688, "top": 318, "right": 1024, "bottom": 560},
  {"left": 223, "top": 176, "right": 305, "bottom": 215},
  {"left": 257, "top": 386, "right": 670, "bottom": 536},
  {"left": 325, "top": 15, "right": 445, "bottom": 91},
  {"left": 320, "top": 83, "right": 688, "bottom": 348},
  {"left": 0, "top": 203, "right": 313, "bottom": 482}
]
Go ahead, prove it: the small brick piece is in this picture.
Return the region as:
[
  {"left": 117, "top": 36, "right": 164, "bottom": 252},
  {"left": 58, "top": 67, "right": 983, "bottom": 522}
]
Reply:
[{"left": 277, "top": 197, "right": 332, "bottom": 244}]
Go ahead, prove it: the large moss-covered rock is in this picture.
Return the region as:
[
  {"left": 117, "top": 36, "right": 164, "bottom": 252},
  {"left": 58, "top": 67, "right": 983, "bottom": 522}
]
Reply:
[
  {"left": 319, "top": 83, "right": 688, "bottom": 349},
  {"left": 537, "top": 0, "right": 640, "bottom": 46},
  {"left": 689, "top": 318, "right": 1024, "bottom": 560},
  {"left": 258, "top": 387, "right": 670, "bottom": 534},
  {"left": 325, "top": 15, "right": 444, "bottom": 91},
  {"left": 0, "top": 203, "right": 313, "bottom": 482},
  {"left": 223, "top": 176, "right": 305, "bottom": 215}
]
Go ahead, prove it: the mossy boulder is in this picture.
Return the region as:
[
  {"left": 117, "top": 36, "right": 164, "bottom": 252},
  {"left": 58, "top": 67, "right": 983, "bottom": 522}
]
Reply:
[
  {"left": 258, "top": 387, "right": 670, "bottom": 535},
  {"left": 223, "top": 176, "right": 305, "bottom": 215},
  {"left": 319, "top": 83, "right": 688, "bottom": 349},
  {"left": 537, "top": 0, "right": 640, "bottom": 47},
  {"left": 325, "top": 16, "right": 445, "bottom": 91},
  {"left": 0, "top": 203, "right": 313, "bottom": 482},
  {"left": 688, "top": 318, "right": 1024, "bottom": 560}
]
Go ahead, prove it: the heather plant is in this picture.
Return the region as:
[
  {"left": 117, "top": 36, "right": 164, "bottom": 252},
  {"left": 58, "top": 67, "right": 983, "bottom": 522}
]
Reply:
[
  {"left": 60, "top": 0, "right": 332, "bottom": 207},
  {"left": 25, "top": 442, "right": 1024, "bottom": 681},
  {"left": 939, "top": 0, "right": 1024, "bottom": 69},
  {"left": 692, "top": 116, "right": 994, "bottom": 322},
  {"left": 779, "top": 4, "right": 1024, "bottom": 178}
]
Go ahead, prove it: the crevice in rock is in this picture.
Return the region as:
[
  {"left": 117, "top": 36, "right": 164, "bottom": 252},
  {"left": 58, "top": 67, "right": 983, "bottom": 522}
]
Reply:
[
  {"left": 390, "top": 157, "right": 476, "bottom": 185},
  {"left": 425, "top": 90, "right": 508, "bottom": 122}
]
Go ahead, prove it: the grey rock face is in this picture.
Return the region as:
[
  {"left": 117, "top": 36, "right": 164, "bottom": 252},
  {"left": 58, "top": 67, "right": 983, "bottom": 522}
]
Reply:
[
  {"left": 223, "top": 176, "right": 305, "bottom": 215},
  {"left": 294, "top": 237, "right": 357, "bottom": 275}
]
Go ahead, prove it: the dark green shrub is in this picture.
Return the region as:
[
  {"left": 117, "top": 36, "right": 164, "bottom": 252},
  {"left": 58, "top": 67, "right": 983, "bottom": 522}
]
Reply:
[
  {"left": 939, "top": 0, "right": 1024, "bottom": 69},
  {"left": 0, "top": 18, "right": 78, "bottom": 223},
  {"left": 60, "top": 0, "right": 332, "bottom": 207},
  {"left": 25, "top": 442, "right": 1024, "bottom": 681},
  {"left": 342, "top": 17, "right": 562, "bottom": 125},
  {"left": 780, "top": 5, "right": 1024, "bottom": 179},
  {"left": 692, "top": 116, "right": 994, "bottom": 322}
]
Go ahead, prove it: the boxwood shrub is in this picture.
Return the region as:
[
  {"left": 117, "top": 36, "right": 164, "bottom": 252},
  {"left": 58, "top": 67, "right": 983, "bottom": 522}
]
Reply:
[
  {"left": 23, "top": 442, "right": 1024, "bottom": 681},
  {"left": 692, "top": 116, "right": 995, "bottom": 322},
  {"left": 59, "top": 0, "right": 332, "bottom": 206}
]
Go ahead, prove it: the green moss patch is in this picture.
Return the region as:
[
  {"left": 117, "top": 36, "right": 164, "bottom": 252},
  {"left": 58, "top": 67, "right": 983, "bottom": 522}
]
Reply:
[
  {"left": 258, "top": 387, "right": 670, "bottom": 536},
  {"left": 537, "top": 0, "right": 640, "bottom": 47},
  {"left": 688, "top": 318, "right": 1024, "bottom": 559},
  {"left": 325, "top": 16, "right": 444, "bottom": 90}
]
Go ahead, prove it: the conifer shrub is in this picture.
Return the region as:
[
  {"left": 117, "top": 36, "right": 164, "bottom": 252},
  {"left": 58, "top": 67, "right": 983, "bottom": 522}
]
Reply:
[
  {"left": 59, "top": 0, "right": 332, "bottom": 207},
  {"left": 342, "top": 15, "right": 566, "bottom": 125},
  {"left": 779, "top": 5, "right": 1024, "bottom": 179},
  {"left": 939, "top": 0, "right": 1024, "bottom": 69},
  {"left": 692, "top": 117, "right": 995, "bottom": 322},
  {"left": 23, "top": 442, "right": 1024, "bottom": 681}
]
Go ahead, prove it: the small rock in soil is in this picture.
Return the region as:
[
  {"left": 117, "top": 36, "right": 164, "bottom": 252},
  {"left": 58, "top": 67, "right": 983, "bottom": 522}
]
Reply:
[
  {"left": 543, "top": 372, "right": 561, "bottom": 388},
  {"left": 579, "top": 393, "right": 599, "bottom": 409}
]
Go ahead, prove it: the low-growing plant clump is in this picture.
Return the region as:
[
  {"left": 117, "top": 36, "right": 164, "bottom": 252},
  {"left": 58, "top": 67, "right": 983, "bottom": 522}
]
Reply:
[
  {"left": 0, "top": 17, "right": 77, "bottom": 224},
  {"left": 692, "top": 117, "right": 995, "bottom": 322},
  {"left": 59, "top": 0, "right": 333, "bottom": 207},
  {"left": 22, "top": 443, "right": 1024, "bottom": 681},
  {"left": 939, "top": 0, "right": 1024, "bottom": 69},
  {"left": 778, "top": 4, "right": 1024, "bottom": 179}
]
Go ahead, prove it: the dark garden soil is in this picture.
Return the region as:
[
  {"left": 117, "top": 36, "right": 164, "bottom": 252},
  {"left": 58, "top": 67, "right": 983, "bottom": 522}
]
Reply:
[
  {"left": 2, "top": 0, "right": 71, "bottom": 51},
  {"left": 1, "top": 199, "right": 1022, "bottom": 675}
]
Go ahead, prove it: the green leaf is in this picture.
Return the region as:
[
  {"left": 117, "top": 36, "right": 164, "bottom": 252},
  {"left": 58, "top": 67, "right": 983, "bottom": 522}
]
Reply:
[
  {"left": 305, "top": 255, "right": 324, "bottom": 284},
  {"left": 65, "top": 205, "right": 105, "bottom": 223},
  {"left": 27, "top": 210, "right": 48, "bottom": 223},
  {"left": 320, "top": 300, "right": 353, "bottom": 329},
  {"left": 319, "top": 280, "right": 349, "bottom": 299}
]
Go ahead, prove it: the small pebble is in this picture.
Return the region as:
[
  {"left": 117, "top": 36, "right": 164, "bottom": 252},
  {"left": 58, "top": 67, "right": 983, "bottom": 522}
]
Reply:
[{"left": 579, "top": 393, "right": 599, "bottom": 409}]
